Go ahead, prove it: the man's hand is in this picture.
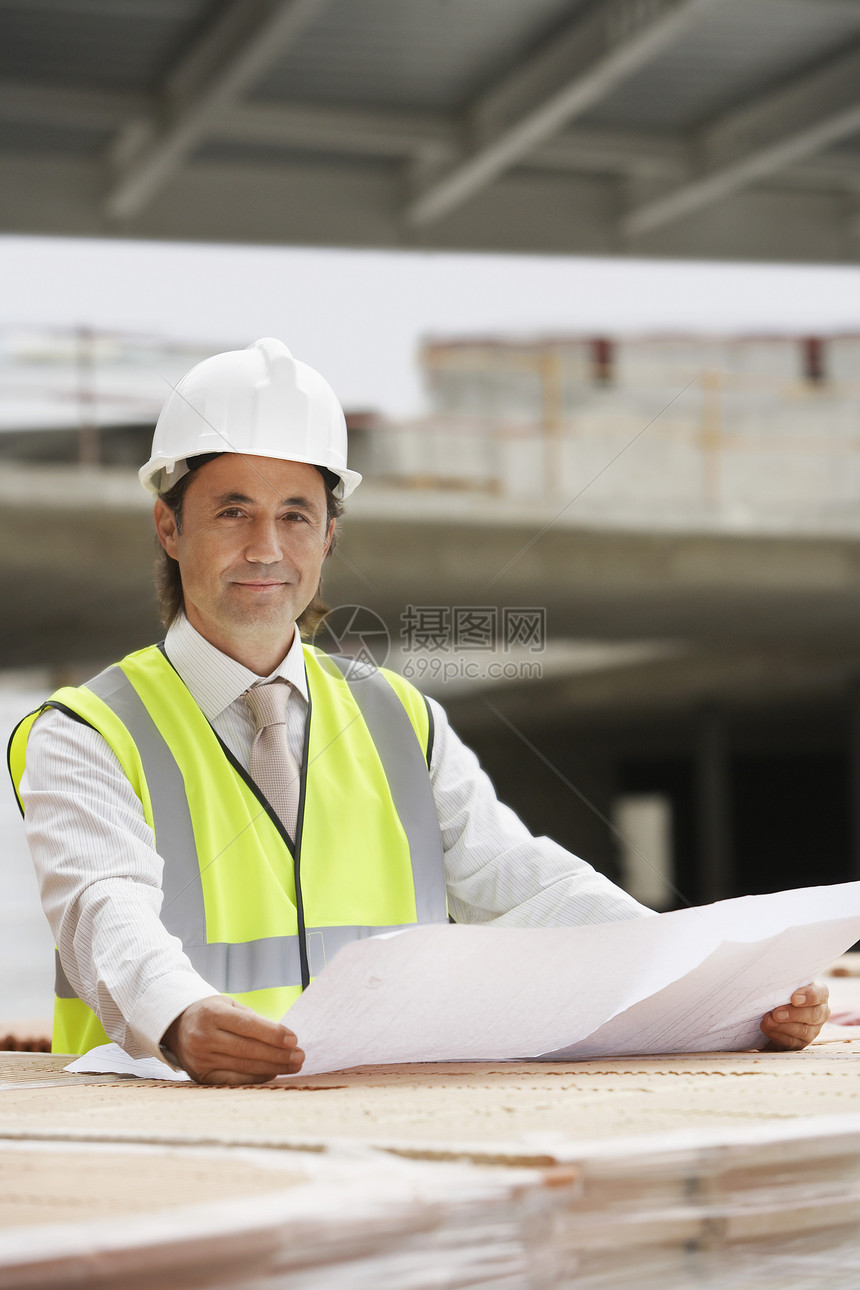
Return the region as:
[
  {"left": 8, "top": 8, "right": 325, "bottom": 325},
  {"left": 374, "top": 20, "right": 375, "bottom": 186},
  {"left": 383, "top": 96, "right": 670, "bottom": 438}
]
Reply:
[
  {"left": 759, "top": 981, "right": 830, "bottom": 1051},
  {"left": 162, "top": 996, "right": 304, "bottom": 1085}
]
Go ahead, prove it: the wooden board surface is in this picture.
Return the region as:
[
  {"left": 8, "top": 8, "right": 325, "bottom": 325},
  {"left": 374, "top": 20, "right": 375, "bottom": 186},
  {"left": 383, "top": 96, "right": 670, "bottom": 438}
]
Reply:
[{"left": 1, "top": 1040, "right": 858, "bottom": 1163}]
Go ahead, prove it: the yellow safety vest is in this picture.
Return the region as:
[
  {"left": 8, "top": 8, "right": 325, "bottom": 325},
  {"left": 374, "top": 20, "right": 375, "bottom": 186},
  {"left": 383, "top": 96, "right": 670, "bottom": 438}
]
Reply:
[{"left": 9, "top": 644, "right": 447, "bottom": 1054}]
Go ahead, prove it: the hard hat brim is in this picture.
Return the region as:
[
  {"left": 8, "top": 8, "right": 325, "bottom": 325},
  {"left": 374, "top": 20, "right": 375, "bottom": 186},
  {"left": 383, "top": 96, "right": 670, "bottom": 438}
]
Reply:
[{"left": 140, "top": 451, "right": 362, "bottom": 500}]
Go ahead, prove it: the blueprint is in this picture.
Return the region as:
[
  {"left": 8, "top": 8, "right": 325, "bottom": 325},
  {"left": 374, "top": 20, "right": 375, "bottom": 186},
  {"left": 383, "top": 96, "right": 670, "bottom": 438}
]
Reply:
[{"left": 67, "top": 882, "right": 860, "bottom": 1079}]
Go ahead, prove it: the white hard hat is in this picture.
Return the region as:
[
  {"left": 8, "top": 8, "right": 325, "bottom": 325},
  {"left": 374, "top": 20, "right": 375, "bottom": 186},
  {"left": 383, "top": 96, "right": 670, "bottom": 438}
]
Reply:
[{"left": 139, "top": 337, "right": 362, "bottom": 499}]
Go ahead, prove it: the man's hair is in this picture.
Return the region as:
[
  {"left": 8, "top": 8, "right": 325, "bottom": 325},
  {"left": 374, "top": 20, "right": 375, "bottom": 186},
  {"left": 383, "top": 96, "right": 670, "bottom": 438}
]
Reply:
[{"left": 154, "top": 461, "right": 344, "bottom": 638}]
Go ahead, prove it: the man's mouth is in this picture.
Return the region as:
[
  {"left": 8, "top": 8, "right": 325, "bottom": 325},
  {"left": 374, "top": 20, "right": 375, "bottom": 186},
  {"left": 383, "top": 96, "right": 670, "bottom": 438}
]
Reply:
[{"left": 233, "top": 579, "right": 289, "bottom": 588}]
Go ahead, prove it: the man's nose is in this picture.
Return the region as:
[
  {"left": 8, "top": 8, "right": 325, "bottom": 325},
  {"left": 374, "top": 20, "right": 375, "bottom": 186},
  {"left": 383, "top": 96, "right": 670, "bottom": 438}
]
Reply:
[{"left": 245, "top": 517, "right": 284, "bottom": 564}]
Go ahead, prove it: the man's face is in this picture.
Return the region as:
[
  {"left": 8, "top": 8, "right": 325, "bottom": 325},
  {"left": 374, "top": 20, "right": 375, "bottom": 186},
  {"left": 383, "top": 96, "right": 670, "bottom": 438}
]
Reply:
[{"left": 154, "top": 453, "right": 334, "bottom": 671}]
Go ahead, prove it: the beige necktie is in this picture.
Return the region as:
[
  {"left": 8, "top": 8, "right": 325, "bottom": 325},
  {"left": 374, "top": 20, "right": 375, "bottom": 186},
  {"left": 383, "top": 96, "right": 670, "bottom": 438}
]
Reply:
[{"left": 243, "top": 680, "right": 301, "bottom": 838}]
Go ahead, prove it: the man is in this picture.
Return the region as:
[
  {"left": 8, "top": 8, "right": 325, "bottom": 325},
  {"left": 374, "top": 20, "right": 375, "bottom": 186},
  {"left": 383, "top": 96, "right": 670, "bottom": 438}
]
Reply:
[{"left": 10, "top": 339, "right": 828, "bottom": 1084}]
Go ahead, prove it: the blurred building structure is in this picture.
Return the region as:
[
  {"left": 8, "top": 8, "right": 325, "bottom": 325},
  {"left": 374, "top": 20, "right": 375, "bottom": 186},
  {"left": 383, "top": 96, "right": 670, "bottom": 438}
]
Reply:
[
  {"left": 368, "top": 331, "right": 860, "bottom": 529},
  {"left": 5, "top": 326, "right": 859, "bottom": 530},
  {"left": 0, "top": 329, "right": 235, "bottom": 464},
  {"left": 2, "top": 0, "right": 860, "bottom": 263}
]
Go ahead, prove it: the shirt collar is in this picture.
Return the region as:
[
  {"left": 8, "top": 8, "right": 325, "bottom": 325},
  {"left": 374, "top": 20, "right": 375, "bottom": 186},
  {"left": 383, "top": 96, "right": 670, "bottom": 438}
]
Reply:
[{"left": 164, "top": 614, "right": 308, "bottom": 722}]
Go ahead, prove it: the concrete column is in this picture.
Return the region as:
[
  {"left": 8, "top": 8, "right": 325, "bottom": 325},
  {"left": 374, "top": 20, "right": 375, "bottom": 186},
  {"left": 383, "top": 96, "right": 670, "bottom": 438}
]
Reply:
[{"left": 696, "top": 704, "right": 733, "bottom": 903}]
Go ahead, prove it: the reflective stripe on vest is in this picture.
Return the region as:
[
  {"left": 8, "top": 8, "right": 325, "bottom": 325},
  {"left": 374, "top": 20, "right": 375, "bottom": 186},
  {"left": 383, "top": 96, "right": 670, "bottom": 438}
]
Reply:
[
  {"left": 71, "top": 650, "right": 447, "bottom": 997},
  {"left": 323, "top": 655, "right": 445, "bottom": 930},
  {"left": 53, "top": 921, "right": 420, "bottom": 999}
]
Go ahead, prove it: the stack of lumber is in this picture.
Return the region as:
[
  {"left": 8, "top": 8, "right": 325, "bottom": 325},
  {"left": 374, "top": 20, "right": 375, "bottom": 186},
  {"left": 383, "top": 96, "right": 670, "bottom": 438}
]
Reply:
[{"left": 0, "top": 1038, "right": 858, "bottom": 1288}]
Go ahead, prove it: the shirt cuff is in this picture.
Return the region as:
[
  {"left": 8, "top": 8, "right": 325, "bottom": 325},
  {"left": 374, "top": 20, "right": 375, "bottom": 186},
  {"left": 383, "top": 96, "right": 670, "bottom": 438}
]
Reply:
[{"left": 124, "top": 971, "right": 220, "bottom": 1060}]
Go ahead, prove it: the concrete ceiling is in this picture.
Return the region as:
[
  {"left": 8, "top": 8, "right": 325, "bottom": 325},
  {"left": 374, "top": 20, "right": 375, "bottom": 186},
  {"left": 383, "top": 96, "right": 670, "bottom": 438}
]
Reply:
[{"left": 2, "top": 0, "right": 860, "bottom": 262}]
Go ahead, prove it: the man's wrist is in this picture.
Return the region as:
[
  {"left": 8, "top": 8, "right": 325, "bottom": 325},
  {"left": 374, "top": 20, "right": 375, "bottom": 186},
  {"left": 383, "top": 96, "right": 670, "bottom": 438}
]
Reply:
[
  {"left": 159, "top": 1008, "right": 188, "bottom": 1071},
  {"left": 135, "top": 974, "right": 218, "bottom": 1062},
  {"left": 158, "top": 1041, "right": 184, "bottom": 1071}
]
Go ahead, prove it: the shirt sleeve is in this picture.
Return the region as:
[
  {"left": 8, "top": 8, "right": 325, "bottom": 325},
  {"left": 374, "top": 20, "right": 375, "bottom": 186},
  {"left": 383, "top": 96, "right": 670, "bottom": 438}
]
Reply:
[
  {"left": 20, "top": 707, "right": 219, "bottom": 1058},
  {"left": 426, "top": 696, "right": 655, "bottom": 927}
]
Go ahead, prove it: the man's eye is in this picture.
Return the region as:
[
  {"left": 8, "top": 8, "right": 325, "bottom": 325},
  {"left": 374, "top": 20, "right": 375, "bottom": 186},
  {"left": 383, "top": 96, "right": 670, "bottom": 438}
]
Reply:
[{"left": 218, "top": 508, "right": 244, "bottom": 518}]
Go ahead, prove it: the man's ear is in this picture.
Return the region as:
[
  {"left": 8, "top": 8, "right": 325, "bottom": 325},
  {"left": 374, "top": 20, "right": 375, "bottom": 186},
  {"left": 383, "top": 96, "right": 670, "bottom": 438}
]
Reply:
[
  {"left": 323, "top": 517, "right": 336, "bottom": 558},
  {"left": 153, "top": 499, "right": 179, "bottom": 558}
]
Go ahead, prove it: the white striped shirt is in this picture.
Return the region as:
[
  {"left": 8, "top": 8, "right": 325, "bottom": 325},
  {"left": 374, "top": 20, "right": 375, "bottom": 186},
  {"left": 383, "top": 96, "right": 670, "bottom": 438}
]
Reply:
[{"left": 20, "top": 615, "right": 651, "bottom": 1058}]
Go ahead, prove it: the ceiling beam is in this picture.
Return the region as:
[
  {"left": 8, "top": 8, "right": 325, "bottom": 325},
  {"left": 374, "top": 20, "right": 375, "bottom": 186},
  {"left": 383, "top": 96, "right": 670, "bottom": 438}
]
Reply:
[
  {"left": 0, "top": 80, "right": 146, "bottom": 130},
  {"left": 223, "top": 100, "right": 456, "bottom": 161},
  {"left": 623, "top": 43, "right": 860, "bottom": 239},
  {"left": 404, "top": 0, "right": 714, "bottom": 228},
  {"left": 104, "top": 0, "right": 332, "bottom": 221},
  {"left": 0, "top": 80, "right": 449, "bottom": 158},
  {"left": 532, "top": 126, "right": 688, "bottom": 178},
  {"left": 0, "top": 78, "right": 691, "bottom": 177},
  {"left": 5, "top": 76, "right": 860, "bottom": 198},
  {"left": 768, "top": 154, "right": 860, "bottom": 195},
  {"left": 2, "top": 146, "right": 854, "bottom": 262},
  {"left": 223, "top": 103, "right": 691, "bottom": 177}
]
